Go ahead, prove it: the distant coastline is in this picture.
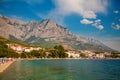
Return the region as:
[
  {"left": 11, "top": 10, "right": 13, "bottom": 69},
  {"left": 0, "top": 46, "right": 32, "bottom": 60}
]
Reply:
[{"left": 19, "top": 58, "right": 120, "bottom": 60}]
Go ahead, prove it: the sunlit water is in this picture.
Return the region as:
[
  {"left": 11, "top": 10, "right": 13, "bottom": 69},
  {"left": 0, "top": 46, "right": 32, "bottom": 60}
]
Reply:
[{"left": 0, "top": 59, "right": 120, "bottom": 80}]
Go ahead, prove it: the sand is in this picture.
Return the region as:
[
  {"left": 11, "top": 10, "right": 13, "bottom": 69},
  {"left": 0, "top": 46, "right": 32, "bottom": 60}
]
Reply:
[{"left": 0, "top": 61, "right": 13, "bottom": 73}]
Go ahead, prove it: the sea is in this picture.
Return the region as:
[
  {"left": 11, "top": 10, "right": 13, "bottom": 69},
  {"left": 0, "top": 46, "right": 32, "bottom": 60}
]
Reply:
[{"left": 0, "top": 59, "right": 120, "bottom": 80}]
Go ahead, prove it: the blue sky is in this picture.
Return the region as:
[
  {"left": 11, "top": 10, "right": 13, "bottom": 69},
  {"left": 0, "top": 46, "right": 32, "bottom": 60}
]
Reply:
[{"left": 0, "top": 0, "right": 120, "bottom": 51}]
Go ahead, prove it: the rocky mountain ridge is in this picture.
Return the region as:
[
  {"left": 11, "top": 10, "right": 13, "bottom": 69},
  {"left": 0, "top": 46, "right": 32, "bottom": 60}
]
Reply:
[{"left": 0, "top": 15, "right": 113, "bottom": 51}]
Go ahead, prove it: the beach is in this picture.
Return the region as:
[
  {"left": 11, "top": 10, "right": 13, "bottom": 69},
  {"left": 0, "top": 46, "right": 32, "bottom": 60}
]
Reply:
[{"left": 0, "top": 60, "right": 14, "bottom": 73}]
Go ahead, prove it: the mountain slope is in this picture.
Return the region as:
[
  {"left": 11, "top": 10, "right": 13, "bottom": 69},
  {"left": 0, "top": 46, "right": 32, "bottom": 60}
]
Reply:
[{"left": 0, "top": 15, "right": 113, "bottom": 52}]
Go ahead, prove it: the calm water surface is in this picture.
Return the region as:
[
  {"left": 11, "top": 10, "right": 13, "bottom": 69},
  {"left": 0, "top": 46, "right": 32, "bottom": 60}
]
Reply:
[{"left": 0, "top": 59, "right": 120, "bottom": 80}]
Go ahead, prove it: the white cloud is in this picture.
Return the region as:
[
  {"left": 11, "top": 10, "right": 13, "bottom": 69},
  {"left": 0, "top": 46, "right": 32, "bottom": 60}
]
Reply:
[
  {"left": 114, "top": 10, "right": 119, "bottom": 14},
  {"left": 80, "top": 18, "right": 104, "bottom": 30},
  {"left": 95, "top": 19, "right": 101, "bottom": 23},
  {"left": 80, "top": 19, "right": 93, "bottom": 24},
  {"left": 115, "top": 24, "right": 120, "bottom": 30},
  {"left": 112, "top": 23, "right": 120, "bottom": 30},
  {"left": 83, "top": 11, "right": 96, "bottom": 19},
  {"left": 92, "top": 19, "right": 104, "bottom": 30},
  {"left": 97, "top": 25, "right": 104, "bottom": 30},
  {"left": 52, "top": 0, "right": 108, "bottom": 19},
  {"left": 45, "top": 0, "right": 108, "bottom": 30}
]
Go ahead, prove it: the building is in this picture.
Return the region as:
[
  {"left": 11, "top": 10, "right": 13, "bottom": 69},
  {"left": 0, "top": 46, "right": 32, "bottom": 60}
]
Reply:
[
  {"left": 66, "top": 51, "right": 80, "bottom": 58},
  {"left": 95, "top": 53, "right": 105, "bottom": 59},
  {"left": 24, "top": 47, "right": 33, "bottom": 52}
]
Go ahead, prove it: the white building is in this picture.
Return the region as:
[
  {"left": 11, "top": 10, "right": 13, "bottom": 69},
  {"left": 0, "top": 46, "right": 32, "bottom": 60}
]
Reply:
[
  {"left": 33, "top": 47, "right": 42, "bottom": 51},
  {"left": 24, "top": 47, "right": 33, "bottom": 52},
  {"left": 66, "top": 51, "right": 80, "bottom": 58},
  {"left": 95, "top": 53, "right": 105, "bottom": 59}
]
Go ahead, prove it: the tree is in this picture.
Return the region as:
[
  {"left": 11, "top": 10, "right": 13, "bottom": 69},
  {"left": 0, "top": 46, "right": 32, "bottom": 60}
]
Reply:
[
  {"left": 7, "top": 49, "right": 20, "bottom": 58},
  {"left": 111, "top": 53, "right": 120, "bottom": 58},
  {"left": 0, "top": 40, "right": 20, "bottom": 58},
  {"left": 30, "top": 50, "right": 40, "bottom": 58},
  {"left": 21, "top": 52, "right": 27, "bottom": 58},
  {"left": 48, "top": 50, "right": 58, "bottom": 58},
  {"left": 80, "top": 53, "right": 86, "bottom": 58},
  {"left": 54, "top": 45, "right": 68, "bottom": 58},
  {"left": 54, "top": 45, "right": 65, "bottom": 52},
  {"left": 39, "top": 49, "right": 46, "bottom": 58}
]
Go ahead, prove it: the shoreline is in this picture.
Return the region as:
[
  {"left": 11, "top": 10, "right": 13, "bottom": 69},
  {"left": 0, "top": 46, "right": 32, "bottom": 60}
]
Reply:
[
  {"left": 19, "top": 58, "right": 120, "bottom": 60},
  {"left": 0, "top": 60, "right": 14, "bottom": 73}
]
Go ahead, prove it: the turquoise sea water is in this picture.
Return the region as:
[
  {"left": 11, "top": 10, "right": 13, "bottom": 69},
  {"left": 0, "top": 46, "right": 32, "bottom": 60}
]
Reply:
[{"left": 0, "top": 59, "right": 120, "bottom": 80}]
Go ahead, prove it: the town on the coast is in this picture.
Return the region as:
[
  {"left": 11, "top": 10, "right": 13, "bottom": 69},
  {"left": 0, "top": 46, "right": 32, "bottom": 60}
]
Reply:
[{"left": 1, "top": 43, "right": 120, "bottom": 60}]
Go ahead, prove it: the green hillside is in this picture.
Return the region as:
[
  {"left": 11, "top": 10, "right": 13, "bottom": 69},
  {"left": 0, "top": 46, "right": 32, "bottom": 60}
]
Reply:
[
  {"left": 0, "top": 37, "right": 19, "bottom": 58},
  {"left": 0, "top": 37, "right": 68, "bottom": 58}
]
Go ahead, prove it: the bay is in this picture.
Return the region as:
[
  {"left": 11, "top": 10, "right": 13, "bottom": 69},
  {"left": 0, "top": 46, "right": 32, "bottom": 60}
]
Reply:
[{"left": 0, "top": 59, "right": 120, "bottom": 80}]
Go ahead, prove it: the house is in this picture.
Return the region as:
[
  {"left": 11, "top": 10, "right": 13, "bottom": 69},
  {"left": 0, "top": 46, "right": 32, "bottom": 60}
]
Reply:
[
  {"left": 7, "top": 43, "right": 24, "bottom": 53},
  {"left": 7, "top": 43, "right": 43, "bottom": 53},
  {"left": 66, "top": 51, "right": 80, "bottom": 58},
  {"left": 80, "top": 50, "right": 94, "bottom": 57},
  {"left": 33, "top": 47, "right": 42, "bottom": 51},
  {"left": 14, "top": 45, "right": 24, "bottom": 53},
  {"left": 95, "top": 53, "right": 105, "bottom": 59},
  {"left": 24, "top": 47, "right": 33, "bottom": 52}
]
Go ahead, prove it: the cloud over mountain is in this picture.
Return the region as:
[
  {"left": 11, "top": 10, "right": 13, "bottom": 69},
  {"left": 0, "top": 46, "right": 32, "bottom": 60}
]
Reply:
[
  {"left": 48, "top": 0, "right": 108, "bottom": 30},
  {"left": 52, "top": 0, "right": 108, "bottom": 17}
]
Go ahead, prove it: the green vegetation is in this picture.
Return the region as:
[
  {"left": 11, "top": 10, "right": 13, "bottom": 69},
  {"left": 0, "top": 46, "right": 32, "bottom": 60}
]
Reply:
[
  {"left": 111, "top": 53, "right": 120, "bottom": 58},
  {"left": 48, "top": 45, "right": 68, "bottom": 58},
  {"left": 0, "top": 37, "right": 19, "bottom": 58},
  {"left": 21, "top": 50, "right": 46, "bottom": 58},
  {"left": 9, "top": 35, "right": 116, "bottom": 52},
  {"left": 20, "top": 45, "right": 68, "bottom": 58},
  {"left": 9, "top": 35, "right": 22, "bottom": 43},
  {"left": 72, "top": 43, "right": 112, "bottom": 52},
  {"left": 21, "top": 51, "right": 42, "bottom": 58},
  {"left": 1, "top": 36, "right": 119, "bottom": 59},
  {"left": 25, "top": 38, "right": 58, "bottom": 48},
  {"left": 9, "top": 35, "right": 33, "bottom": 47},
  {"left": 54, "top": 45, "right": 68, "bottom": 58},
  {"left": 0, "top": 37, "right": 68, "bottom": 58},
  {"left": 79, "top": 53, "right": 87, "bottom": 58}
]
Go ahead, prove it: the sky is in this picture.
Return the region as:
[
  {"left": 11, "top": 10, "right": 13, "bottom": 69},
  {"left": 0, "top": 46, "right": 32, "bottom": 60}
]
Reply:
[{"left": 0, "top": 0, "right": 120, "bottom": 51}]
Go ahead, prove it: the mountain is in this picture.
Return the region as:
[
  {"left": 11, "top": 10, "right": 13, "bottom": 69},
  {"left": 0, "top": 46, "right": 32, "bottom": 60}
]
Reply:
[{"left": 0, "top": 15, "right": 114, "bottom": 52}]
